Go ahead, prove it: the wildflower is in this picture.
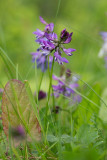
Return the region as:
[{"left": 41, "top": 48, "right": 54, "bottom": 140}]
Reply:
[
  {"left": 66, "top": 69, "right": 71, "bottom": 78},
  {"left": 98, "top": 32, "right": 107, "bottom": 68},
  {"left": 52, "top": 69, "right": 81, "bottom": 104},
  {"left": 31, "top": 16, "right": 76, "bottom": 71},
  {"left": 34, "top": 90, "right": 47, "bottom": 101},
  {"left": 0, "top": 88, "right": 3, "bottom": 97},
  {"left": 72, "top": 94, "right": 82, "bottom": 104},
  {"left": 98, "top": 32, "right": 107, "bottom": 58},
  {"left": 60, "top": 29, "right": 73, "bottom": 44},
  {"left": 52, "top": 106, "right": 61, "bottom": 114},
  {"left": 10, "top": 125, "right": 25, "bottom": 140},
  {"left": 38, "top": 90, "right": 46, "bottom": 100}
]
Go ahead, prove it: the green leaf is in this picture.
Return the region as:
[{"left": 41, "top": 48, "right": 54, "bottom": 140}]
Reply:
[
  {"left": 61, "top": 134, "right": 72, "bottom": 144},
  {"left": 47, "top": 134, "right": 72, "bottom": 144},
  {"left": 1, "top": 79, "right": 41, "bottom": 143},
  {"left": 47, "top": 134, "right": 58, "bottom": 143},
  {"left": 77, "top": 124, "right": 99, "bottom": 145},
  {"left": 76, "top": 83, "right": 101, "bottom": 127}
]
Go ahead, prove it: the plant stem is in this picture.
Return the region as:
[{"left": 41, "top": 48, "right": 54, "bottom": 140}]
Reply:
[{"left": 45, "top": 58, "right": 54, "bottom": 131}]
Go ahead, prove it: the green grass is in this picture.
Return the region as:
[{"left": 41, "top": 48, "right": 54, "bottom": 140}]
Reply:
[{"left": 0, "top": 0, "right": 107, "bottom": 159}]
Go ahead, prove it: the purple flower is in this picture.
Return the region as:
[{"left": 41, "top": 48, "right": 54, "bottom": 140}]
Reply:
[
  {"left": 66, "top": 69, "right": 71, "bottom": 78},
  {"left": 54, "top": 51, "right": 69, "bottom": 64},
  {"left": 39, "top": 16, "right": 54, "bottom": 32},
  {"left": 52, "top": 106, "right": 60, "bottom": 114},
  {"left": 72, "top": 94, "right": 82, "bottom": 104},
  {"left": 45, "top": 23, "right": 54, "bottom": 32},
  {"left": 38, "top": 90, "right": 46, "bottom": 100},
  {"left": 31, "top": 17, "right": 76, "bottom": 71},
  {"left": 0, "top": 88, "right": 3, "bottom": 97},
  {"left": 10, "top": 125, "right": 25, "bottom": 140},
  {"left": 34, "top": 90, "right": 47, "bottom": 100},
  {"left": 63, "top": 48, "right": 76, "bottom": 56},
  {"left": 45, "top": 32, "right": 58, "bottom": 41},
  {"left": 98, "top": 32, "right": 107, "bottom": 58},
  {"left": 31, "top": 52, "right": 53, "bottom": 72},
  {"left": 100, "top": 32, "right": 107, "bottom": 41},
  {"left": 98, "top": 31, "right": 107, "bottom": 69},
  {"left": 39, "top": 16, "right": 47, "bottom": 25},
  {"left": 0, "top": 88, "right": 3, "bottom": 93},
  {"left": 33, "top": 29, "right": 44, "bottom": 38},
  {"left": 60, "top": 29, "right": 73, "bottom": 44},
  {"left": 52, "top": 69, "right": 81, "bottom": 104}
]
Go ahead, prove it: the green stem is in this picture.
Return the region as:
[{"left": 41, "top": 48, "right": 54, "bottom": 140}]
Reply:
[
  {"left": 38, "top": 72, "right": 44, "bottom": 94},
  {"left": 45, "top": 58, "right": 55, "bottom": 131}
]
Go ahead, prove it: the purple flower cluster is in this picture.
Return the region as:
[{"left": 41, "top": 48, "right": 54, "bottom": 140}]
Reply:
[
  {"left": 98, "top": 32, "right": 107, "bottom": 69},
  {"left": 52, "top": 69, "right": 81, "bottom": 103},
  {"left": 31, "top": 16, "right": 76, "bottom": 72}
]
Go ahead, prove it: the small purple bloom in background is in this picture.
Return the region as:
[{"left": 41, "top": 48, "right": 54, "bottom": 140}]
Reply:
[
  {"left": 52, "top": 69, "right": 81, "bottom": 104},
  {"left": 52, "top": 106, "right": 61, "bottom": 114},
  {"left": 98, "top": 32, "right": 107, "bottom": 58},
  {"left": 38, "top": 90, "right": 46, "bottom": 100},
  {"left": 72, "top": 94, "right": 82, "bottom": 104},
  {"left": 98, "top": 32, "right": 107, "bottom": 69},
  {"left": 34, "top": 90, "right": 47, "bottom": 101},
  {"left": 66, "top": 69, "right": 72, "bottom": 78},
  {"left": 100, "top": 32, "right": 107, "bottom": 42},
  {"left": 31, "top": 16, "right": 76, "bottom": 71},
  {"left": 0, "top": 88, "right": 3, "bottom": 96},
  {"left": 10, "top": 125, "right": 25, "bottom": 140}
]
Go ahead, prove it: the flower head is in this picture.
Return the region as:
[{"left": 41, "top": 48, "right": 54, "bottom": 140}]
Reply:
[
  {"left": 31, "top": 17, "right": 76, "bottom": 71},
  {"left": 34, "top": 90, "right": 47, "bottom": 101},
  {"left": 98, "top": 32, "right": 107, "bottom": 58},
  {"left": 100, "top": 32, "right": 107, "bottom": 41},
  {"left": 98, "top": 31, "right": 107, "bottom": 69},
  {"left": 52, "top": 69, "right": 81, "bottom": 104},
  {"left": 0, "top": 88, "right": 3, "bottom": 97},
  {"left": 10, "top": 125, "right": 25, "bottom": 140},
  {"left": 38, "top": 90, "right": 46, "bottom": 100},
  {"left": 60, "top": 29, "right": 73, "bottom": 44}
]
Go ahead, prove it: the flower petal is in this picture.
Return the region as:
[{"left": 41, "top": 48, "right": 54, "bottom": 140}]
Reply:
[
  {"left": 39, "top": 16, "right": 47, "bottom": 25},
  {"left": 61, "top": 57, "right": 69, "bottom": 63},
  {"left": 54, "top": 51, "right": 69, "bottom": 64},
  {"left": 52, "top": 75, "right": 59, "bottom": 81},
  {"left": 33, "top": 29, "right": 44, "bottom": 38},
  {"left": 63, "top": 48, "right": 76, "bottom": 56},
  {"left": 45, "top": 32, "right": 57, "bottom": 40},
  {"left": 70, "top": 83, "right": 79, "bottom": 89},
  {"left": 45, "top": 23, "right": 54, "bottom": 32},
  {"left": 64, "top": 32, "right": 73, "bottom": 44}
]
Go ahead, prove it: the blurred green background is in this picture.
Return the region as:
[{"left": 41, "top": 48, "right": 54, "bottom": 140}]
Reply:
[{"left": 0, "top": 0, "right": 107, "bottom": 91}]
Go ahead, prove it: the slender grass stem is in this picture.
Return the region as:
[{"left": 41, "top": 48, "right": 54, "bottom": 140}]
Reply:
[
  {"left": 0, "top": 47, "right": 23, "bottom": 80},
  {"left": 38, "top": 72, "right": 44, "bottom": 94},
  {"left": 45, "top": 58, "right": 55, "bottom": 131}
]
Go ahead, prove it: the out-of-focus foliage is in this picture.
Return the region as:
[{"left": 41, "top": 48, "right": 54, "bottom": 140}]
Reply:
[
  {"left": 0, "top": 0, "right": 107, "bottom": 88},
  {"left": 0, "top": 1, "right": 107, "bottom": 159}
]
